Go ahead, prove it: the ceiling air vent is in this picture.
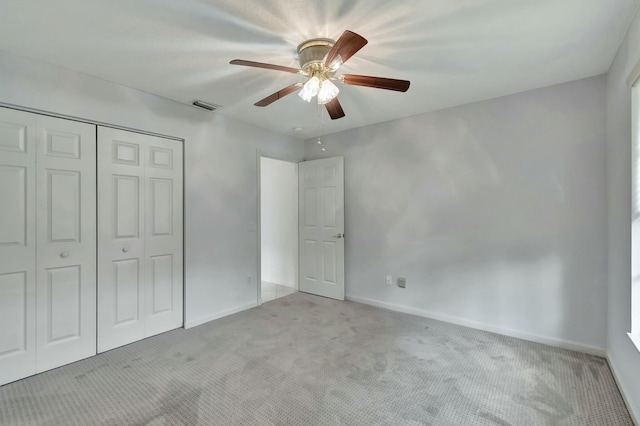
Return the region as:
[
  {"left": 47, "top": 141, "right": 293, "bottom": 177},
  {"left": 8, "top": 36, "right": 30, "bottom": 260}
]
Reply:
[{"left": 191, "top": 100, "right": 221, "bottom": 112}]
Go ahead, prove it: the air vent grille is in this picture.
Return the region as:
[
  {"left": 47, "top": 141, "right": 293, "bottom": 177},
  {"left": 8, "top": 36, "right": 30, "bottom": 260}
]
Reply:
[{"left": 191, "top": 100, "right": 221, "bottom": 111}]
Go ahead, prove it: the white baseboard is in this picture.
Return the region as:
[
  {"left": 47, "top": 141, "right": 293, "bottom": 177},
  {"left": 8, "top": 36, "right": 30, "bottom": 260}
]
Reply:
[
  {"left": 608, "top": 354, "right": 640, "bottom": 425},
  {"left": 345, "top": 295, "right": 607, "bottom": 357},
  {"left": 185, "top": 301, "right": 258, "bottom": 329}
]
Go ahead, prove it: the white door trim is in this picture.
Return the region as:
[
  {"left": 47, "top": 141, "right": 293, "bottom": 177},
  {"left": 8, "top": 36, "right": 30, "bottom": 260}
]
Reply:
[{"left": 0, "top": 102, "right": 183, "bottom": 142}]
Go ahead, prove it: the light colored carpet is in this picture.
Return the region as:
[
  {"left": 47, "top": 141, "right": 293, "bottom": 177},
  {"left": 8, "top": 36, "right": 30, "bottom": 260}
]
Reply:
[{"left": 0, "top": 292, "right": 632, "bottom": 425}]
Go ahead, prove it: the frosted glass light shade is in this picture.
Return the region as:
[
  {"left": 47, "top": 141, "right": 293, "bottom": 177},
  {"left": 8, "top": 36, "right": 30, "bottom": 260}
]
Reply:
[
  {"left": 317, "top": 79, "right": 339, "bottom": 104},
  {"left": 298, "top": 76, "right": 320, "bottom": 102}
]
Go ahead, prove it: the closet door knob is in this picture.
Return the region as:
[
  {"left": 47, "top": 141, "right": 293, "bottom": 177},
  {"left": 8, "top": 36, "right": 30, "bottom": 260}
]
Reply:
[
  {"left": 60, "top": 252, "right": 69, "bottom": 258},
  {"left": 122, "top": 247, "right": 129, "bottom": 253}
]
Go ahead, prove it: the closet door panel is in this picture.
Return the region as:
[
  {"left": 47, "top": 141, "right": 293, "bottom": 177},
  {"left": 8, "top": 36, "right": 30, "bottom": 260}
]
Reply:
[
  {"left": 97, "top": 127, "right": 146, "bottom": 352},
  {"left": 36, "top": 116, "right": 96, "bottom": 372},
  {"left": 98, "top": 128, "right": 183, "bottom": 351},
  {"left": 144, "top": 138, "right": 183, "bottom": 337},
  {"left": 0, "top": 108, "right": 36, "bottom": 386}
]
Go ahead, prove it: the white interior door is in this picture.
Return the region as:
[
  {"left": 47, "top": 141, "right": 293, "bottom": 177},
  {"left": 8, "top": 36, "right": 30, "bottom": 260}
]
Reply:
[
  {"left": 143, "top": 135, "right": 183, "bottom": 338},
  {"left": 98, "top": 127, "right": 183, "bottom": 352},
  {"left": 0, "top": 108, "right": 37, "bottom": 385},
  {"left": 35, "top": 115, "right": 96, "bottom": 372},
  {"left": 298, "top": 157, "right": 345, "bottom": 300},
  {"left": 97, "top": 127, "right": 146, "bottom": 352}
]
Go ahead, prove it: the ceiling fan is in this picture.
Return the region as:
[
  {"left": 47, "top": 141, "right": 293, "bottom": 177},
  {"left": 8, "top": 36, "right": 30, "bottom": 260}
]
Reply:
[{"left": 230, "top": 30, "right": 410, "bottom": 120}]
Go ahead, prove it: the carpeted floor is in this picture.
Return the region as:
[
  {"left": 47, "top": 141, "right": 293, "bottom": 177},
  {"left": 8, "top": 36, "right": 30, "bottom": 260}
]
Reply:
[{"left": 0, "top": 292, "right": 633, "bottom": 425}]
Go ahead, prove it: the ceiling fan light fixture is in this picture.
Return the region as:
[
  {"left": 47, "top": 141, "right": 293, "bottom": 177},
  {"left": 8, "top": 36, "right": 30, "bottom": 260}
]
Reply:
[
  {"left": 317, "top": 79, "right": 339, "bottom": 105},
  {"left": 298, "top": 75, "right": 320, "bottom": 102},
  {"left": 230, "top": 30, "right": 409, "bottom": 120}
]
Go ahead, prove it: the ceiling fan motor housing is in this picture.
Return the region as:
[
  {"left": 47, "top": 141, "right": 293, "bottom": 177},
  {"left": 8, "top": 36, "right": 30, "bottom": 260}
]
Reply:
[{"left": 297, "top": 38, "right": 335, "bottom": 75}]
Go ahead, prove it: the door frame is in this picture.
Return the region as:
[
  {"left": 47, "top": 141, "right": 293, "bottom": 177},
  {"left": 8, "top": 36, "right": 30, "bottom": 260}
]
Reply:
[{"left": 256, "top": 150, "right": 301, "bottom": 306}]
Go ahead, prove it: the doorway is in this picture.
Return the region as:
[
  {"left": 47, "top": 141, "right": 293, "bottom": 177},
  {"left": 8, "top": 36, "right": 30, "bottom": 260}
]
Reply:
[{"left": 259, "top": 157, "right": 299, "bottom": 303}]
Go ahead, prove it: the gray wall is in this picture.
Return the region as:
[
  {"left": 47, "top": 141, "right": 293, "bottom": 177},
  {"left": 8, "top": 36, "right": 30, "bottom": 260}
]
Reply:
[
  {"left": 0, "top": 50, "right": 305, "bottom": 328},
  {"left": 305, "top": 76, "right": 608, "bottom": 353},
  {"left": 606, "top": 7, "right": 640, "bottom": 422}
]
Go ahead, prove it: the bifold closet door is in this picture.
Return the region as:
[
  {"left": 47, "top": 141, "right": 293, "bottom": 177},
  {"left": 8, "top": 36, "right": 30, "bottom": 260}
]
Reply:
[
  {"left": 0, "top": 108, "right": 37, "bottom": 385},
  {"left": 35, "top": 116, "right": 97, "bottom": 372},
  {"left": 97, "top": 127, "right": 183, "bottom": 353},
  {"left": 0, "top": 108, "right": 97, "bottom": 386},
  {"left": 97, "top": 128, "right": 145, "bottom": 351},
  {"left": 143, "top": 136, "right": 184, "bottom": 338}
]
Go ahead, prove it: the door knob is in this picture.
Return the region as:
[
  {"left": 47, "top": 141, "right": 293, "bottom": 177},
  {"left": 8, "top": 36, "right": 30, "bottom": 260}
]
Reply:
[
  {"left": 122, "top": 247, "right": 129, "bottom": 253},
  {"left": 332, "top": 233, "right": 344, "bottom": 239},
  {"left": 60, "top": 251, "right": 69, "bottom": 258}
]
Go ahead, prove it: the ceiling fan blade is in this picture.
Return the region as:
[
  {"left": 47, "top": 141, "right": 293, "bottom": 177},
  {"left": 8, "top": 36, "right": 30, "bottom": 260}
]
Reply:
[
  {"left": 325, "top": 97, "right": 345, "bottom": 120},
  {"left": 324, "top": 30, "right": 368, "bottom": 69},
  {"left": 255, "top": 83, "right": 304, "bottom": 107},
  {"left": 230, "top": 59, "right": 301, "bottom": 74},
  {"left": 341, "top": 74, "right": 410, "bottom": 92}
]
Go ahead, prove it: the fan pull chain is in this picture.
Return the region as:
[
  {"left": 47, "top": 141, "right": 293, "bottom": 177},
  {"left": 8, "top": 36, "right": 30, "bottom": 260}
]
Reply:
[{"left": 317, "top": 100, "right": 326, "bottom": 152}]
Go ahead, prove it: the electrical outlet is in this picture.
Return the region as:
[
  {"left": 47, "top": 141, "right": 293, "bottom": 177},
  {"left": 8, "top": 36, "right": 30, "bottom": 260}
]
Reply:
[
  {"left": 386, "top": 275, "right": 393, "bottom": 286},
  {"left": 397, "top": 277, "right": 406, "bottom": 288},
  {"left": 247, "top": 275, "right": 252, "bottom": 285}
]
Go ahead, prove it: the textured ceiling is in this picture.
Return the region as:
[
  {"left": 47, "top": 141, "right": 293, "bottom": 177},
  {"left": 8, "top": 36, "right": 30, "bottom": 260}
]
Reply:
[{"left": 0, "top": 0, "right": 638, "bottom": 139}]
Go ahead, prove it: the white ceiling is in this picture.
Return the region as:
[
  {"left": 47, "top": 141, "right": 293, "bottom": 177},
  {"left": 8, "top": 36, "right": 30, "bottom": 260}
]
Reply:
[{"left": 0, "top": 0, "right": 638, "bottom": 139}]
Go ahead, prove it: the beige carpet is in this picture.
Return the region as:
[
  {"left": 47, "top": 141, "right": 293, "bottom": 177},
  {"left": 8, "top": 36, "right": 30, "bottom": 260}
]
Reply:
[{"left": 0, "top": 292, "right": 632, "bottom": 425}]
